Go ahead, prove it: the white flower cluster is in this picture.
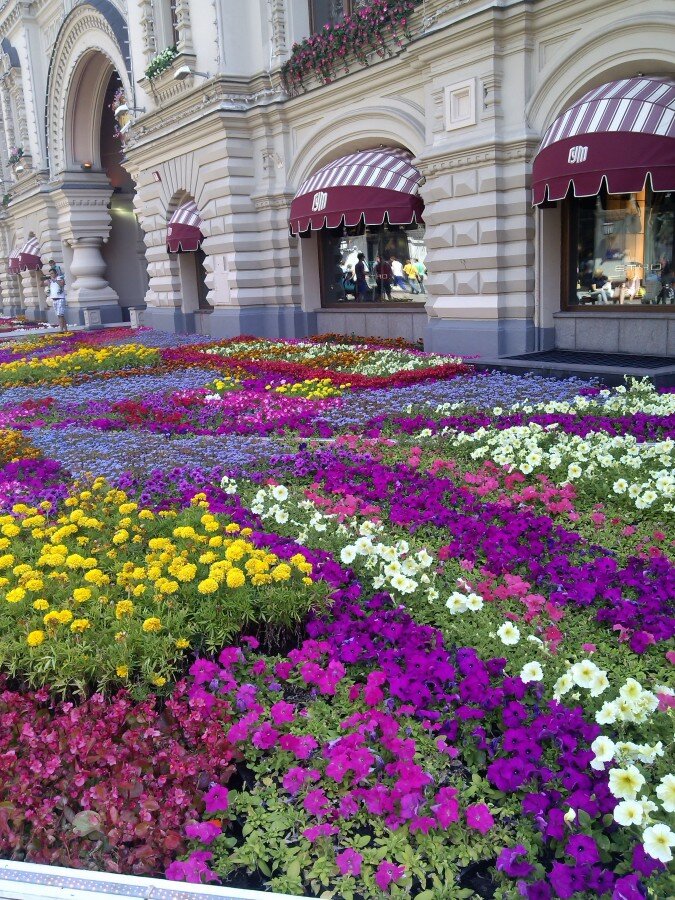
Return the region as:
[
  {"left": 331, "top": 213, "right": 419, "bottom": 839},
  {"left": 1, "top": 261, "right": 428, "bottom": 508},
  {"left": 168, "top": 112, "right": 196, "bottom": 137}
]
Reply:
[
  {"left": 518, "top": 379, "right": 675, "bottom": 418},
  {"left": 247, "top": 483, "right": 336, "bottom": 539},
  {"left": 594, "top": 677, "right": 660, "bottom": 726},
  {"left": 340, "top": 537, "right": 434, "bottom": 597},
  {"left": 440, "top": 423, "right": 673, "bottom": 509},
  {"left": 595, "top": 753, "right": 675, "bottom": 863},
  {"left": 553, "top": 658, "right": 610, "bottom": 701},
  {"left": 205, "top": 340, "right": 455, "bottom": 376}
]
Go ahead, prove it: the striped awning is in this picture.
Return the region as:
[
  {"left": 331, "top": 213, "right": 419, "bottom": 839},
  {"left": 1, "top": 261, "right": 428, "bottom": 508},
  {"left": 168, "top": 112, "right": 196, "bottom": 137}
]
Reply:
[
  {"left": 532, "top": 77, "right": 675, "bottom": 204},
  {"left": 9, "top": 237, "right": 41, "bottom": 273},
  {"left": 289, "top": 147, "right": 424, "bottom": 235},
  {"left": 167, "top": 201, "right": 203, "bottom": 252}
]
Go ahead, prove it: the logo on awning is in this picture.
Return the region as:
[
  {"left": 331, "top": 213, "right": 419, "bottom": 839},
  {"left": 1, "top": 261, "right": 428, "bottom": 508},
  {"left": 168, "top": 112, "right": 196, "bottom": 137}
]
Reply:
[
  {"left": 567, "top": 145, "right": 588, "bottom": 164},
  {"left": 311, "top": 191, "right": 328, "bottom": 212}
]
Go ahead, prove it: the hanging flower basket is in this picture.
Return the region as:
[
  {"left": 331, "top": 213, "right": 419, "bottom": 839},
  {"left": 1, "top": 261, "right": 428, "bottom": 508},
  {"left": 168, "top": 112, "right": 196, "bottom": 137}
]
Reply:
[
  {"left": 8, "top": 147, "right": 24, "bottom": 166},
  {"left": 281, "top": 0, "right": 420, "bottom": 95},
  {"left": 144, "top": 46, "right": 178, "bottom": 80}
]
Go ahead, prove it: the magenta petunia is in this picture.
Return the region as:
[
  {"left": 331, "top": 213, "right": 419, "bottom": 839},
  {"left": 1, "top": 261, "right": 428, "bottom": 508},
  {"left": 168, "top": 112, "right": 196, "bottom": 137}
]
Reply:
[
  {"left": 466, "top": 803, "right": 495, "bottom": 835},
  {"left": 374, "top": 860, "right": 406, "bottom": 891},
  {"left": 203, "top": 783, "right": 229, "bottom": 813}
]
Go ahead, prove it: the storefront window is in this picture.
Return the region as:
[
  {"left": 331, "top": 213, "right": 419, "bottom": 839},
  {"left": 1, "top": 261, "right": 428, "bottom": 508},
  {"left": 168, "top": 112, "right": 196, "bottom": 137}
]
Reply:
[
  {"left": 566, "top": 189, "right": 675, "bottom": 308},
  {"left": 319, "top": 222, "right": 427, "bottom": 307}
]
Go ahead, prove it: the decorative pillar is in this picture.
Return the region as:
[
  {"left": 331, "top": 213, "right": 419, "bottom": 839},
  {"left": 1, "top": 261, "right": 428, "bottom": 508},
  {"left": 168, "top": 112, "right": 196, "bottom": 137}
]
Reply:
[
  {"left": 52, "top": 173, "right": 122, "bottom": 325},
  {"left": 174, "top": 0, "right": 194, "bottom": 55},
  {"left": 138, "top": 0, "right": 157, "bottom": 64},
  {"left": 20, "top": 269, "right": 44, "bottom": 321}
]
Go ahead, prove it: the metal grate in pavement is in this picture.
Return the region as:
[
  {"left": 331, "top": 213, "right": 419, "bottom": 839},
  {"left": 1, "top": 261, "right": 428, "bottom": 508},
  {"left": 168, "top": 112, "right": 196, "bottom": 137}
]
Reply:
[{"left": 507, "top": 350, "right": 675, "bottom": 369}]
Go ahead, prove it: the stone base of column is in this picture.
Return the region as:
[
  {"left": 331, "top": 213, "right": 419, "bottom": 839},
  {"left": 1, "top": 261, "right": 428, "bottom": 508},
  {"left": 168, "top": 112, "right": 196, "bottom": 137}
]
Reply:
[
  {"left": 143, "top": 305, "right": 316, "bottom": 339},
  {"left": 424, "top": 318, "right": 535, "bottom": 358},
  {"left": 66, "top": 300, "right": 123, "bottom": 327},
  {"left": 3, "top": 301, "right": 24, "bottom": 318}
]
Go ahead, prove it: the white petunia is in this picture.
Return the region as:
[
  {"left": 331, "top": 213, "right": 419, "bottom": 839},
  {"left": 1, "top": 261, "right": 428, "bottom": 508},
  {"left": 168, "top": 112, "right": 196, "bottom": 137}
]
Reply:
[
  {"left": 612, "top": 799, "right": 643, "bottom": 827},
  {"left": 608, "top": 765, "right": 646, "bottom": 800},
  {"left": 642, "top": 823, "right": 675, "bottom": 863},
  {"left": 271, "top": 485, "right": 289, "bottom": 502},
  {"left": 571, "top": 659, "right": 599, "bottom": 689},
  {"left": 553, "top": 673, "right": 574, "bottom": 698},
  {"left": 340, "top": 546, "right": 357, "bottom": 565},
  {"left": 590, "top": 735, "right": 615, "bottom": 770},
  {"left": 465, "top": 592, "right": 484, "bottom": 611},
  {"left": 497, "top": 622, "right": 520, "bottom": 645},
  {"left": 445, "top": 592, "right": 467, "bottom": 614},
  {"left": 520, "top": 661, "right": 544, "bottom": 683},
  {"left": 656, "top": 774, "right": 675, "bottom": 813},
  {"left": 589, "top": 670, "right": 610, "bottom": 697}
]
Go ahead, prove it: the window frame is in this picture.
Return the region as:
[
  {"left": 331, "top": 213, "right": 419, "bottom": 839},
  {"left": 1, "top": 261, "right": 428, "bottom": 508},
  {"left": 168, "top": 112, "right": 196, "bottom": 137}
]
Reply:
[{"left": 309, "top": 0, "right": 351, "bottom": 35}]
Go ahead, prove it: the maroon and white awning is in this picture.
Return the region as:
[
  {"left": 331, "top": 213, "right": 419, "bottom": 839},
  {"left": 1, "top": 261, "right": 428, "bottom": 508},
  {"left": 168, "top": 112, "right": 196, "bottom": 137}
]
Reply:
[
  {"left": 167, "top": 201, "right": 203, "bottom": 252},
  {"left": 9, "top": 237, "right": 41, "bottom": 273},
  {"left": 532, "top": 77, "right": 675, "bottom": 205},
  {"left": 289, "top": 147, "right": 424, "bottom": 235}
]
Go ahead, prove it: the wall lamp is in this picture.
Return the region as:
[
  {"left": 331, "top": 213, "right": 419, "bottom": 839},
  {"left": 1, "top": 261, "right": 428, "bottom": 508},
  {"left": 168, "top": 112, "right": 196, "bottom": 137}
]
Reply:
[
  {"left": 81, "top": 162, "right": 93, "bottom": 171},
  {"left": 173, "top": 66, "right": 210, "bottom": 81},
  {"left": 114, "top": 104, "right": 146, "bottom": 115}
]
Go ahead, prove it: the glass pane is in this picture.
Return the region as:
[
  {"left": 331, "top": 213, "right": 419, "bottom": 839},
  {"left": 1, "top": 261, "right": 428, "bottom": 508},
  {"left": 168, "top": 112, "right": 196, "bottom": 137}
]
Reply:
[
  {"left": 569, "top": 190, "right": 675, "bottom": 308},
  {"left": 320, "top": 223, "right": 427, "bottom": 307},
  {"left": 310, "top": 0, "right": 346, "bottom": 31}
]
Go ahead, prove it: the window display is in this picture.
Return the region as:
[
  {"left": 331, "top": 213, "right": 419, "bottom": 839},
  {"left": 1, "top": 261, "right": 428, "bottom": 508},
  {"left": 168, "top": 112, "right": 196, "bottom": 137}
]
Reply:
[
  {"left": 319, "top": 222, "right": 427, "bottom": 307},
  {"left": 566, "top": 189, "right": 675, "bottom": 308}
]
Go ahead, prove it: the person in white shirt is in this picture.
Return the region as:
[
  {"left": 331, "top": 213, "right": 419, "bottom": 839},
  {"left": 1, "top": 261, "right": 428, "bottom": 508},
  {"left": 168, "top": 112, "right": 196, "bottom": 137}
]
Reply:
[
  {"left": 390, "top": 257, "right": 407, "bottom": 290},
  {"left": 48, "top": 270, "right": 67, "bottom": 331}
]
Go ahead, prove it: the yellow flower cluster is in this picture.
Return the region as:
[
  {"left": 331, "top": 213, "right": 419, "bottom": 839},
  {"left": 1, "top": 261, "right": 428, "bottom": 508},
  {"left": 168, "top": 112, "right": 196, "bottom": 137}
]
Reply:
[
  {"left": 0, "top": 483, "right": 316, "bottom": 689},
  {"left": 0, "top": 428, "right": 42, "bottom": 467},
  {"left": 269, "top": 378, "right": 345, "bottom": 399},
  {"left": 0, "top": 344, "right": 159, "bottom": 386}
]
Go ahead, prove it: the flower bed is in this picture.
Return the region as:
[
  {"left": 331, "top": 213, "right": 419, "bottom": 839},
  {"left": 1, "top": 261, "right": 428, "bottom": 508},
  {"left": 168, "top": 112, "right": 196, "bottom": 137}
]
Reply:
[{"left": 0, "top": 328, "right": 672, "bottom": 898}]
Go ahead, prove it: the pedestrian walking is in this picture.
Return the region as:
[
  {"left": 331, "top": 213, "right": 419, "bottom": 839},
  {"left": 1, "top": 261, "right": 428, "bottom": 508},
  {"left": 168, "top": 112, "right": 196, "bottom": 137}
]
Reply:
[
  {"left": 390, "top": 257, "right": 408, "bottom": 290},
  {"left": 354, "top": 252, "right": 370, "bottom": 302},
  {"left": 414, "top": 258, "right": 427, "bottom": 294},
  {"left": 375, "top": 256, "right": 393, "bottom": 300},
  {"left": 403, "top": 259, "right": 421, "bottom": 294},
  {"left": 47, "top": 269, "right": 67, "bottom": 332}
]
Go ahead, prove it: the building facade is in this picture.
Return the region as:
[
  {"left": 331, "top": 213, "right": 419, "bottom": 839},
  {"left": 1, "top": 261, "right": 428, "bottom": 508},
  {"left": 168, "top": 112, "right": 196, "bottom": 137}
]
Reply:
[{"left": 0, "top": 0, "right": 672, "bottom": 357}]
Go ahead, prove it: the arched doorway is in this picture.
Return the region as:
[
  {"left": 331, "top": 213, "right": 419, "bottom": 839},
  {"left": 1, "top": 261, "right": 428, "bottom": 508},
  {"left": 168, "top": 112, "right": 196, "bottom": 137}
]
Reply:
[
  {"left": 99, "top": 71, "right": 148, "bottom": 320},
  {"left": 167, "top": 196, "right": 212, "bottom": 334},
  {"left": 45, "top": 2, "right": 145, "bottom": 325}
]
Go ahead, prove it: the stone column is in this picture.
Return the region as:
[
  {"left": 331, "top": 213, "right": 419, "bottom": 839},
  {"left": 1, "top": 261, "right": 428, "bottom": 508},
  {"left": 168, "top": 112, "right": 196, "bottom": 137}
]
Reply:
[
  {"left": 20, "top": 269, "right": 45, "bottom": 321},
  {"left": 174, "top": 0, "right": 194, "bottom": 54},
  {"left": 52, "top": 173, "right": 122, "bottom": 325}
]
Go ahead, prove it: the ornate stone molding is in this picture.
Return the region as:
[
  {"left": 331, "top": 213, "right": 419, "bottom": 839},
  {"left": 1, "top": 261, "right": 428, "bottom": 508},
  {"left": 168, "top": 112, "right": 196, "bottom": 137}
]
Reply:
[
  {"left": 138, "top": 0, "right": 156, "bottom": 63},
  {"left": 418, "top": 138, "right": 539, "bottom": 176},
  {"left": 268, "top": 0, "right": 288, "bottom": 64},
  {"left": 45, "top": 6, "right": 133, "bottom": 175},
  {"left": 174, "top": 0, "right": 193, "bottom": 55}
]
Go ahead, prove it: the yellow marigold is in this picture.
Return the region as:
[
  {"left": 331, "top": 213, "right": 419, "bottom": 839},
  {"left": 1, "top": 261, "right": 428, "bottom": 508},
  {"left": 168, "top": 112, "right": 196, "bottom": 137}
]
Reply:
[
  {"left": 151, "top": 675, "right": 167, "bottom": 687},
  {"left": 73, "top": 587, "right": 92, "bottom": 603},
  {"left": 224, "top": 523, "right": 240, "bottom": 534},
  {"left": 26, "top": 630, "right": 45, "bottom": 647},
  {"left": 33, "top": 599, "right": 49, "bottom": 610},
  {"left": 198, "top": 577, "right": 219, "bottom": 595},
  {"left": 0, "top": 553, "right": 14, "bottom": 569},
  {"left": 173, "top": 526, "right": 197, "bottom": 539},
  {"left": 112, "top": 529, "right": 129, "bottom": 545},
  {"left": 6, "top": 587, "right": 26, "bottom": 603},
  {"left": 226, "top": 567, "right": 245, "bottom": 589},
  {"left": 115, "top": 599, "right": 134, "bottom": 619},
  {"left": 176, "top": 563, "right": 197, "bottom": 582},
  {"left": 175, "top": 638, "right": 190, "bottom": 649},
  {"left": 118, "top": 503, "right": 138, "bottom": 514},
  {"left": 251, "top": 573, "right": 272, "bottom": 586},
  {"left": 241, "top": 528, "right": 253, "bottom": 537},
  {"left": 142, "top": 617, "right": 162, "bottom": 633},
  {"left": 25, "top": 577, "right": 45, "bottom": 591},
  {"left": 132, "top": 584, "right": 146, "bottom": 596},
  {"left": 302, "top": 577, "right": 313, "bottom": 585},
  {"left": 1, "top": 523, "right": 20, "bottom": 537},
  {"left": 116, "top": 665, "right": 129, "bottom": 678},
  {"left": 70, "top": 618, "right": 90, "bottom": 633},
  {"left": 199, "top": 551, "right": 217, "bottom": 565},
  {"left": 84, "top": 569, "right": 109, "bottom": 586},
  {"left": 44, "top": 611, "right": 62, "bottom": 627},
  {"left": 157, "top": 579, "right": 178, "bottom": 595},
  {"left": 114, "top": 631, "right": 127, "bottom": 642},
  {"left": 225, "top": 544, "right": 245, "bottom": 562},
  {"left": 138, "top": 509, "right": 155, "bottom": 520},
  {"left": 57, "top": 610, "right": 74, "bottom": 625},
  {"left": 208, "top": 536, "right": 223, "bottom": 547},
  {"left": 271, "top": 563, "right": 292, "bottom": 582}
]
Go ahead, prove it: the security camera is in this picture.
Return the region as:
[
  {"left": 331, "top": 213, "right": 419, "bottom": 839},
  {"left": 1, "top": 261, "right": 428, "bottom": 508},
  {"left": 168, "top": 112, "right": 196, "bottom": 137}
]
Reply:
[{"left": 173, "top": 66, "right": 192, "bottom": 81}]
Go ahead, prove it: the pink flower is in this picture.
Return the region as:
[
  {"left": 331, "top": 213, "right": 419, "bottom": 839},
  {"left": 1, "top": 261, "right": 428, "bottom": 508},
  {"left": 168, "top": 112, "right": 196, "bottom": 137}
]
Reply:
[
  {"left": 184, "top": 820, "right": 222, "bottom": 844},
  {"left": 375, "top": 860, "right": 406, "bottom": 891},
  {"left": 270, "top": 700, "right": 295, "bottom": 724},
  {"left": 582, "top": 643, "right": 596, "bottom": 654},
  {"left": 251, "top": 722, "right": 280, "bottom": 749},
  {"left": 466, "top": 803, "right": 494, "bottom": 834},
  {"left": 335, "top": 848, "right": 362, "bottom": 876},
  {"left": 303, "top": 823, "right": 338, "bottom": 842},
  {"left": 203, "top": 783, "right": 229, "bottom": 813}
]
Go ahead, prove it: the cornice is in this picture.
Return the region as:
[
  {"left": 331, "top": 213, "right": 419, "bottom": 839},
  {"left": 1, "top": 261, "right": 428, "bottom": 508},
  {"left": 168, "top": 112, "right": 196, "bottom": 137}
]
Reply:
[{"left": 417, "top": 136, "right": 540, "bottom": 174}]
